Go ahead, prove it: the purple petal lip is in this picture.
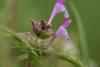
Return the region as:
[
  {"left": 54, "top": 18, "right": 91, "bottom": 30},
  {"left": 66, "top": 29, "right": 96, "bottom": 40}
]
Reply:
[
  {"left": 47, "top": 2, "right": 66, "bottom": 24},
  {"left": 55, "top": 18, "right": 71, "bottom": 39},
  {"left": 61, "top": 19, "right": 72, "bottom": 27},
  {"left": 56, "top": 26, "right": 69, "bottom": 37},
  {"left": 46, "top": 0, "right": 72, "bottom": 48},
  {"left": 57, "top": 0, "right": 65, "bottom": 4}
]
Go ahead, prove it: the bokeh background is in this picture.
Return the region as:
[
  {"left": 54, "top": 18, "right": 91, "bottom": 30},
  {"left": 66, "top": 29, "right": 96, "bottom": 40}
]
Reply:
[{"left": 0, "top": 0, "right": 100, "bottom": 67}]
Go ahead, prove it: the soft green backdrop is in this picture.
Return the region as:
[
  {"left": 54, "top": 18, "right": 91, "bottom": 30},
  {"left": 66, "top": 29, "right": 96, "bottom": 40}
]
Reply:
[{"left": 0, "top": 0, "right": 100, "bottom": 66}]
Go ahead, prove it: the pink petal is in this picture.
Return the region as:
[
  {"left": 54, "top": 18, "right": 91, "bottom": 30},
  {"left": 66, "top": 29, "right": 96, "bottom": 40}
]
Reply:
[
  {"left": 56, "top": 26, "right": 70, "bottom": 41},
  {"left": 61, "top": 19, "right": 72, "bottom": 27},
  {"left": 56, "top": 26, "right": 68, "bottom": 37},
  {"left": 57, "top": 0, "right": 65, "bottom": 4},
  {"left": 48, "top": 3, "right": 67, "bottom": 24}
]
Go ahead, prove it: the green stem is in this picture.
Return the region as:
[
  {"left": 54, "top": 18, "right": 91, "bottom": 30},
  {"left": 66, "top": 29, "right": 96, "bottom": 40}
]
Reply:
[
  {"left": 68, "top": 1, "right": 89, "bottom": 66},
  {"left": 57, "top": 53, "right": 87, "bottom": 67},
  {"left": 6, "top": 0, "right": 19, "bottom": 30},
  {"left": 25, "top": 54, "right": 32, "bottom": 67}
]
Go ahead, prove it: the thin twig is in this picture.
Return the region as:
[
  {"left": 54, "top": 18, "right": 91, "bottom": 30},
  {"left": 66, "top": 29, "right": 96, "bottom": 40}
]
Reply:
[
  {"left": 25, "top": 54, "right": 32, "bottom": 67},
  {"left": 45, "top": 34, "right": 56, "bottom": 49}
]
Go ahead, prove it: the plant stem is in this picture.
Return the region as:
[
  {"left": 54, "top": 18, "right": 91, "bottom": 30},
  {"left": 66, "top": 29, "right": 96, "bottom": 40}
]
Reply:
[
  {"left": 6, "top": 0, "right": 19, "bottom": 30},
  {"left": 45, "top": 34, "right": 56, "bottom": 49},
  {"left": 68, "top": 1, "right": 89, "bottom": 66},
  {"left": 25, "top": 54, "right": 32, "bottom": 67}
]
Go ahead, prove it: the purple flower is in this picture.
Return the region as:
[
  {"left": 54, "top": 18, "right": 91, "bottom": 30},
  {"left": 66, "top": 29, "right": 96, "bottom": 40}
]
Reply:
[
  {"left": 56, "top": 19, "right": 71, "bottom": 41},
  {"left": 56, "top": 19, "right": 72, "bottom": 36},
  {"left": 57, "top": 0, "right": 65, "bottom": 4},
  {"left": 47, "top": 0, "right": 69, "bottom": 25},
  {"left": 61, "top": 19, "right": 72, "bottom": 28},
  {"left": 46, "top": 0, "right": 72, "bottom": 48}
]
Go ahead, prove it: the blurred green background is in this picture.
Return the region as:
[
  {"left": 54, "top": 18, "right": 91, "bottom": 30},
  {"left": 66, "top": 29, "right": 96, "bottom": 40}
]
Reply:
[{"left": 0, "top": 0, "right": 100, "bottom": 67}]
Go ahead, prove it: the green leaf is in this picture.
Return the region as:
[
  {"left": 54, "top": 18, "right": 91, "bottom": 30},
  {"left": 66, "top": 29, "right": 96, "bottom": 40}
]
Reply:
[{"left": 16, "top": 54, "right": 28, "bottom": 61}]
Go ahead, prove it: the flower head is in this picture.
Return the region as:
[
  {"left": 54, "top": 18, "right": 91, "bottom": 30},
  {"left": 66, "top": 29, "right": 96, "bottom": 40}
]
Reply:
[
  {"left": 56, "top": 19, "right": 71, "bottom": 40},
  {"left": 31, "top": 0, "right": 72, "bottom": 49},
  {"left": 46, "top": 0, "right": 72, "bottom": 48},
  {"left": 57, "top": 0, "right": 65, "bottom": 4},
  {"left": 47, "top": 0, "right": 69, "bottom": 25},
  {"left": 61, "top": 19, "right": 72, "bottom": 28}
]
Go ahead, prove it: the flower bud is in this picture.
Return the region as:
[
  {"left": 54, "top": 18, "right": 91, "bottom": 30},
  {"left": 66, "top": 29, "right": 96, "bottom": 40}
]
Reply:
[{"left": 31, "top": 20, "right": 54, "bottom": 39}]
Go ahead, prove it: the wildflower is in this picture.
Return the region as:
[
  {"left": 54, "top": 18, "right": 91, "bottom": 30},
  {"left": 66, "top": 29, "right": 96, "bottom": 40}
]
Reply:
[
  {"left": 32, "top": 0, "right": 72, "bottom": 48},
  {"left": 46, "top": 0, "right": 72, "bottom": 48},
  {"left": 56, "top": 19, "right": 71, "bottom": 41},
  {"left": 47, "top": 0, "right": 69, "bottom": 25},
  {"left": 31, "top": 20, "right": 53, "bottom": 39},
  {"left": 57, "top": 0, "right": 65, "bottom": 4}
]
